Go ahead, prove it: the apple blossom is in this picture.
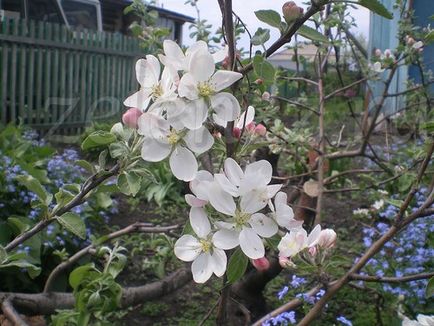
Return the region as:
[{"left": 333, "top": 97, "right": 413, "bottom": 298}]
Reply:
[
  {"left": 174, "top": 207, "right": 227, "bottom": 283},
  {"left": 269, "top": 192, "right": 303, "bottom": 230},
  {"left": 124, "top": 55, "right": 178, "bottom": 111},
  {"left": 185, "top": 170, "right": 213, "bottom": 207},
  {"left": 282, "top": 1, "right": 303, "bottom": 23},
  {"left": 137, "top": 112, "right": 213, "bottom": 181},
  {"left": 254, "top": 124, "right": 267, "bottom": 136},
  {"left": 278, "top": 225, "right": 322, "bottom": 259}
]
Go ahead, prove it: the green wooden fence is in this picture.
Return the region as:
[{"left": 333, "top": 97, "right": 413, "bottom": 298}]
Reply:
[{"left": 0, "top": 18, "right": 143, "bottom": 135}]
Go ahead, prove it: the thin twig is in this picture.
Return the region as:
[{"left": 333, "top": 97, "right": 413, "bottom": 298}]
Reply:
[
  {"left": 1, "top": 299, "right": 28, "bottom": 326},
  {"left": 350, "top": 272, "right": 434, "bottom": 283}
]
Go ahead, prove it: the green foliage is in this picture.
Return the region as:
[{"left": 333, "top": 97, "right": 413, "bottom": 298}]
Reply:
[
  {"left": 226, "top": 248, "right": 248, "bottom": 284},
  {"left": 57, "top": 213, "right": 87, "bottom": 240},
  {"left": 297, "top": 25, "right": 329, "bottom": 43},
  {"left": 251, "top": 28, "right": 271, "bottom": 46},
  {"left": 253, "top": 55, "right": 276, "bottom": 84},
  {"left": 254, "top": 10, "right": 282, "bottom": 30},
  {"left": 358, "top": 0, "right": 393, "bottom": 19}
]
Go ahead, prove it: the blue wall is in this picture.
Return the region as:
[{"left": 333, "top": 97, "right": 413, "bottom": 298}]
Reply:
[{"left": 368, "top": 0, "right": 433, "bottom": 113}]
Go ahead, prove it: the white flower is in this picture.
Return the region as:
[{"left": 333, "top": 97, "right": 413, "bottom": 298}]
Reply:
[
  {"left": 124, "top": 56, "right": 178, "bottom": 111},
  {"left": 138, "top": 112, "right": 213, "bottom": 181},
  {"left": 177, "top": 48, "right": 242, "bottom": 101},
  {"left": 277, "top": 225, "right": 322, "bottom": 258},
  {"left": 269, "top": 192, "right": 303, "bottom": 230},
  {"left": 371, "top": 61, "right": 385, "bottom": 73},
  {"left": 372, "top": 199, "right": 384, "bottom": 210},
  {"left": 159, "top": 40, "right": 228, "bottom": 71},
  {"left": 353, "top": 208, "right": 370, "bottom": 217},
  {"left": 174, "top": 207, "right": 227, "bottom": 283},
  {"left": 185, "top": 170, "right": 213, "bottom": 207},
  {"left": 214, "top": 158, "right": 281, "bottom": 203}
]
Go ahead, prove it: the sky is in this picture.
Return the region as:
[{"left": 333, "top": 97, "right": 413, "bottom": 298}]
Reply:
[{"left": 158, "top": 0, "right": 370, "bottom": 51}]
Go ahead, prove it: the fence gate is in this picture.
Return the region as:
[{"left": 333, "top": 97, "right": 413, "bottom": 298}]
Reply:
[{"left": 0, "top": 18, "right": 143, "bottom": 135}]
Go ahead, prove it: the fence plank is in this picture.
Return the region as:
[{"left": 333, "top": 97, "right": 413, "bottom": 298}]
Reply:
[{"left": 0, "top": 18, "right": 142, "bottom": 134}]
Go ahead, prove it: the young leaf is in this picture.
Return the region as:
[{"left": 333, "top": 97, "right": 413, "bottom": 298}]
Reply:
[
  {"left": 69, "top": 264, "right": 97, "bottom": 289},
  {"left": 251, "top": 28, "right": 271, "bottom": 46},
  {"left": 57, "top": 212, "right": 86, "bottom": 239},
  {"left": 226, "top": 248, "right": 248, "bottom": 284},
  {"left": 81, "top": 131, "right": 117, "bottom": 151},
  {"left": 297, "top": 25, "right": 329, "bottom": 43},
  {"left": 0, "top": 245, "right": 7, "bottom": 264},
  {"left": 358, "top": 0, "right": 393, "bottom": 19},
  {"left": 253, "top": 55, "right": 276, "bottom": 83},
  {"left": 15, "top": 175, "right": 52, "bottom": 205},
  {"left": 254, "top": 10, "right": 282, "bottom": 29},
  {"left": 117, "top": 172, "right": 142, "bottom": 197}
]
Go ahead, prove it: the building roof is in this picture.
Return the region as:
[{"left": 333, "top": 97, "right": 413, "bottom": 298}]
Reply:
[{"left": 113, "top": 0, "right": 194, "bottom": 23}]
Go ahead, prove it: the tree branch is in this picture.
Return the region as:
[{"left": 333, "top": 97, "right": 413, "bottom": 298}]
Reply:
[
  {"left": 349, "top": 272, "right": 434, "bottom": 283},
  {"left": 44, "top": 223, "right": 180, "bottom": 292},
  {"left": 1, "top": 299, "right": 28, "bottom": 326},
  {"left": 5, "top": 163, "right": 120, "bottom": 252},
  {"left": 0, "top": 268, "right": 192, "bottom": 316}
]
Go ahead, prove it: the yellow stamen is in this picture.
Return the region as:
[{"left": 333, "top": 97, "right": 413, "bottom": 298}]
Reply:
[
  {"left": 151, "top": 84, "right": 163, "bottom": 99},
  {"left": 167, "top": 131, "right": 180, "bottom": 145},
  {"left": 234, "top": 210, "right": 251, "bottom": 228},
  {"left": 200, "top": 239, "right": 212, "bottom": 253},
  {"left": 197, "top": 82, "right": 214, "bottom": 98}
]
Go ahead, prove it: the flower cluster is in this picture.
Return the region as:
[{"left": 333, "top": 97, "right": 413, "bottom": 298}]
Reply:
[{"left": 124, "top": 40, "right": 244, "bottom": 181}]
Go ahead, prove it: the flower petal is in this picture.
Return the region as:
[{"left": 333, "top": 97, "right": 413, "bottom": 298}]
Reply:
[
  {"left": 124, "top": 89, "right": 152, "bottom": 111},
  {"left": 267, "top": 184, "right": 282, "bottom": 199},
  {"left": 169, "top": 146, "right": 198, "bottom": 181},
  {"left": 210, "top": 248, "right": 227, "bottom": 277},
  {"left": 240, "top": 188, "right": 268, "bottom": 214},
  {"left": 180, "top": 98, "right": 209, "bottom": 130},
  {"left": 184, "top": 126, "right": 214, "bottom": 154},
  {"left": 245, "top": 160, "right": 272, "bottom": 186},
  {"left": 239, "top": 227, "right": 265, "bottom": 259},
  {"left": 210, "top": 70, "right": 243, "bottom": 92},
  {"left": 141, "top": 137, "right": 171, "bottom": 162},
  {"left": 206, "top": 182, "right": 236, "bottom": 216},
  {"left": 249, "top": 213, "right": 278, "bottom": 238},
  {"left": 174, "top": 234, "right": 201, "bottom": 262},
  {"left": 307, "top": 224, "right": 322, "bottom": 247},
  {"left": 210, "top": 93, "right": 240, "bottom": 127},
  {"left": 189, "top": 50, "right": 215, "bottom": 82},
  {"left": 212, "top": 229, "right": 240, "bottom": 250},
  {"left": 160, "top": 40, "right": 185, "bottom": 70},
  {"left": 212, "top": 45, "right": 228, "bottom": 63},
  {"left": 178, "top": 73, "right": 199, "bottom": 100},
  {"left": 185, "top": 194, "right": 207, "bottom": 207},
  {"left": 190, "top": 207, "right": 211, "bottom": 238},
  {"left": 236, "top": 106, "right": 255, "bottom": 129},
  {"left": 214, "top": 173, "right": 239, "bottom": 197},
  {"left": 191, "top": 253, "right": 213, "bottom": 283},
  {"left": 137, "top": 112, "right": 170, "bottom": 139},
  {"left": 224, "top": 158, "right": 244, "bottom": 187},
  {"left": 136, "top": 56, "right": 160, "bottom": 87}
]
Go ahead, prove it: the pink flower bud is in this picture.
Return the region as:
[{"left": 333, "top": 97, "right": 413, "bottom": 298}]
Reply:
[
  {"left": 246, "top": 122, "right": 256, "bottom": 133},
  {"left": 262, "top": 91, "right": 271, "bottom": 101},
  {"left": 406, "top": 36, "right": 415, "bottom": 46},
  {"left": 282, "top": 1, "right": 303, "bottom": 24},
  {"left": 255, "top": 124, "right": 267, "bottom": 136},
  {"left": 232, "top": 127, "right": 241, "bottom": 139},
  {"left": 122, "top": 108, "right": 143, "bottom": 129},
  {"left": 317, "top": 229, "right": 337, "bottom": 249},
  {"left": 374, "top": 49, "right": 382, "bottom": 57},
  {"left": 213, "top": 131, "right": 222, "bottom": 139},
  {"left": 384, "top": 49, "right": 392, "bottom": 58},
  {"left": 308, "top": 246, "right": 317, "bottom": 256},
  {"left": 251, "top": 257, "right": 270, "bottom": 271},
  {"left": 255, "top": 78, "right": 263, "bottom": 85}
]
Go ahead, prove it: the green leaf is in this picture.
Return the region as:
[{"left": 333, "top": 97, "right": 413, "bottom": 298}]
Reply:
[
  {"left": 57, "top": 212, "right": 86, "bottom": 239},
  {"left": 7, "top": 217, "right": 30, "bottom": 234},
  {"left": 254, "top": 10, "right": 282, "bottom": 29},
  {"left": 109, "top": 142, "right": 129, "bottom": 159},
  {"left": 69, "top": 264, "right": 97, "bottom": 289},
  {"left": 15, "top": 175, "right": 52, "bottom": 205},
  {"left": 81, "top": 131, "right": 117, "bottom": 151},
  {"left": 76, "top": 160, "right": 96, "bottom": 174},
  {"left": 251, "top": 28, "right": 271, "bottom": 46},
  {"left": 426, "top": 277, "right": 434, "bottom": 298},
  {"left": 117, "top": 172, "right": 142, "bottom": 197},
  {"left": 0, "top": 260, "right": 41, "bottom": 278},
  {"left": 98, "top": 150, "right": 108, "bottom": 170},
  {"left": 96, "top": 192, "right": 113, "bottom": 209},
  {"left": 358, "top": 0, "right": 393, "bottom": 19},
  {"left": 297, "top": 25, "right": 329, "bottom": 43},
  {"left": 253, "top": 55, "right": 276, "bottom": 83},
  {"left": 54, "top": 188, "right": 75, "bottom": 208},
  {"left": 226, "top": 248, "right": 248, "bottom": 284}
]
